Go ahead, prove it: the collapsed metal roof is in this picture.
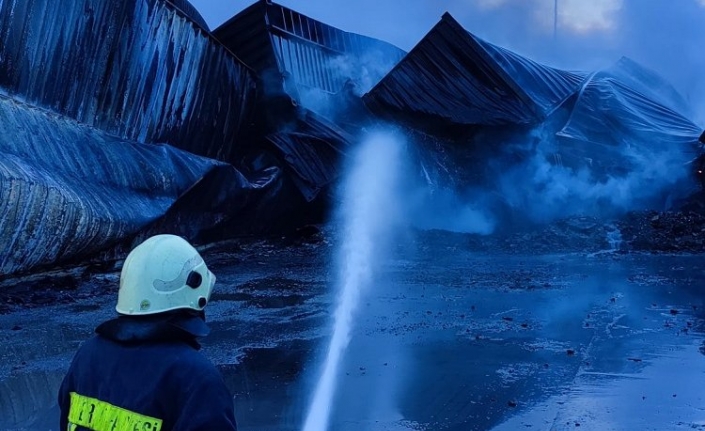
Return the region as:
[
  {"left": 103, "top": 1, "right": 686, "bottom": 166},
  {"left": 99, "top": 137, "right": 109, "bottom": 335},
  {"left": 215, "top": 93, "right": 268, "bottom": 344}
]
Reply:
[
  {"left": 0, "top": 0, "right": 263, "bottom": 278},
  {"left": 558, "top": 64, "right": 702, "bottom": 151},
  {"left": 0, "top": 93, "right": 270, "bottom": 277},
  {"left": 0, "top": 0, "right": 257, "bottom": 164},
  {"left": 604, "top": 57, "right": 694, "bottom": 118},
  {"left": 556, "top": 61, "right": 703, "bottom": 174},
  {"left": 213, "top": 0, "right": 406, "bottom": 102},
  {"left": 1, "top": 0, "right": 703, "bottom": 278},
  {"left": 363, "top": 13, "right": 585, "bottom": 127},
  {"left": 161, "top": 0, "right": 210, "bottom": 30},
  {"left": 361, "top": 12, "right": 702, "bottom": 185},
  {"left": 211, "top": 0, "right": 390, "bottom": 201},
  {"left": 265, "top": 110, "right": 354, "bottom": 202}
]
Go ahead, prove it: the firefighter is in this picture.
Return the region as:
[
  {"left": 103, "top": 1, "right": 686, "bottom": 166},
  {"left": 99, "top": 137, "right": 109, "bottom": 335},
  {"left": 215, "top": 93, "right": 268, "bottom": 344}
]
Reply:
[{"left": 58, "top": 234, "right": 237, "bottom": 431}]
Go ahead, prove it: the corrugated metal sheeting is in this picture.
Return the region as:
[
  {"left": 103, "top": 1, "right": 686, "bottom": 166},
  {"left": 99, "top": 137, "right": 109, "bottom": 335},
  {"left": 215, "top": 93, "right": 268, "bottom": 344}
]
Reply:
[
  {"left": 559, "top": 73, "right": 702, "bottom": 150},
  {"left": 0, "top": 0, "right": 269, "bottom": 277},
  {"left": 162, "top": 0, "right": 210, "bottom": 30},
  {"left": 363, "top": 13, "right": 584, "bottom": 127},
  {"left": 264, "top": 2, "right": 406, "bottom": 94},
  {"left": 212, "top": 2, "right": 277, "bottom": 83},
  {"left": 602, "top": 57, "right": 694, "bottom": 117},
  {"left": 2, "top": 0, "right": 704, "bottom": 278},
  {"left": 0, "top": 0, "right": 257, "bottom": 163},
  {"left": 213, "top": 0, "right": 391, "bottom": 202},
  {"left": 214, "top": 0, "right": 405, "bottom": 97},
  {"left": 484, "top": 43, "right": 586, "bottom": 118},
  {"left": 556, "top": 61, "right": 703, "bottom": 173},
  {"left": 0, "top": 94, "right": 267, "bottom": 277},
  {"left": 265, "top": 110, "right": 353, "bottom": 201}
]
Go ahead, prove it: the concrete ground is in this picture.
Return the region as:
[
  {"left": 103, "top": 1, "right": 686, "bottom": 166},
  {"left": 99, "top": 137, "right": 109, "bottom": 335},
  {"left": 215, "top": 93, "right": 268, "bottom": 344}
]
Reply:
[{"left": 1, "top": 234, "right": 704, "bottom": 431}]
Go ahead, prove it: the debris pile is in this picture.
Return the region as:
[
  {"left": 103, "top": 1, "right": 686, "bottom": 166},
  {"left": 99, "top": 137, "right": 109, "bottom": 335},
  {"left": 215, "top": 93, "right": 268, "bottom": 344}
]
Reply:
[{"left": 618, "top": 210, "right": 705, "bottom": 252}]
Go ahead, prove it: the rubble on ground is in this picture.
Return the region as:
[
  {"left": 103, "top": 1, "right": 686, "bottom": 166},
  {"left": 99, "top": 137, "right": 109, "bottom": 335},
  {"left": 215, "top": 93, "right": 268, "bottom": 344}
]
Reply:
[{"left": 618, "top": 209, "right": 705, "bottom": 253}]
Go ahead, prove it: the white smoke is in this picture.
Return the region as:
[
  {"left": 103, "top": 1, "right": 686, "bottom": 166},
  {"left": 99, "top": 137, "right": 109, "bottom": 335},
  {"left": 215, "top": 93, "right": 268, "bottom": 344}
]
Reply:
[
  {"left": 407, "top": 186, "right": 496, "bottom": 234},
  {"left": 298, "top": 50, "right": 400, "bottom": 118},
  {"left": 494, "top": 131, "right": 695, "bottom": 223}
]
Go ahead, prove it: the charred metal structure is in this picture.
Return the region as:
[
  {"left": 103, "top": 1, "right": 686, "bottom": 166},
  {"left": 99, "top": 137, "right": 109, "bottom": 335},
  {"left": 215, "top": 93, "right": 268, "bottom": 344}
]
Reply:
[
  {"left": 364, "top": 13, "right": 585, "bottom": 129},
  {"left": 363, "top": 13, "right": 703, "bottom": 185},
  {"left": 0, "top": 0, "right": 264, "bottom": 277},
  {"left": 214, "top": 0, "right": 405, "bottom": 106},
  {"left": 1, "top": 0, "right": 703, "bottom": 278},
  {"left": 0, "top": 0, "right": 257, "bottom": 163},
  {"left": 212, "top": 1, "right": 395, "bottom": 203},
  {"left": 556, "top": 58, "right": 703, "bottom": 175}
]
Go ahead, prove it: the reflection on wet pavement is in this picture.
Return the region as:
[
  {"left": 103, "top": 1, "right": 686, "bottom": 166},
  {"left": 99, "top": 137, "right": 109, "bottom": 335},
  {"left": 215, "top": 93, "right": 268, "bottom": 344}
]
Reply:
[{"left": 1, "top": 249, "right": 704, "bottom": 430}]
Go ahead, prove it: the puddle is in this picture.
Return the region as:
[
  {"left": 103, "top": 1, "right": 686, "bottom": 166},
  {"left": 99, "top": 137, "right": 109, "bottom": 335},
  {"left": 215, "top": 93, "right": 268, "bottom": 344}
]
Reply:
[{"left": 219, "top": 341, "right": 315, "bottom": 431}]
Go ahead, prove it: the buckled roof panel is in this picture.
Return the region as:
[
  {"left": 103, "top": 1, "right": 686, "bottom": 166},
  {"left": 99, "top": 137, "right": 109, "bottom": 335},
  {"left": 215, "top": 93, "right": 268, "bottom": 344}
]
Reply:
[
  {"left": 265, "top": 109, "right": 354, "bottom": 201},
  {"left": 363, "top": 13, "right": 585, "bottom": 127},
  {"left": 0, "top": 0, "right": 257, "bottom": 164},
  {"left": 214, "top": 0, "right": 406, "bottom": 99},
  {"left": 0, "top": 95, "right": 268, "bottom": 278}
]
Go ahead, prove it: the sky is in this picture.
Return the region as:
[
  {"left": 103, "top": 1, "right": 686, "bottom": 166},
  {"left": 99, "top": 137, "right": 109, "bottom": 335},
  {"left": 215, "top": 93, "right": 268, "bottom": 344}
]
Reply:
[{"left": 187, "top": 0, "right": 705, "bottom": 124}]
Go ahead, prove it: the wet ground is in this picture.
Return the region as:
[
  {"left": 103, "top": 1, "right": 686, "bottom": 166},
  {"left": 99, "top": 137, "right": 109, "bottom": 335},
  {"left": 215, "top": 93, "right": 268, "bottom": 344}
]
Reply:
[{"left": 1, "top": 234, "right": 705, "bottom": 431}]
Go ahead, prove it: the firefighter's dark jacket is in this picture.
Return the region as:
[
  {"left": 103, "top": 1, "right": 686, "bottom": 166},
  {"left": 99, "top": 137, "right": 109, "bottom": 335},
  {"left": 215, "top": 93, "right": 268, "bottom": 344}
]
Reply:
[{"left": 58, "top": 312, "right": 237, "bottom": 431}]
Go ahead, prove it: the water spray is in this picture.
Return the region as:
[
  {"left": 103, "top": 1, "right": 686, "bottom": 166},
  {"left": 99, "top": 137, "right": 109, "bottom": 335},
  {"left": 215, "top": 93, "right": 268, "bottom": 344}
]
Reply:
[{"left": 302, "top": 131, "right": 404, "bottom": 431}]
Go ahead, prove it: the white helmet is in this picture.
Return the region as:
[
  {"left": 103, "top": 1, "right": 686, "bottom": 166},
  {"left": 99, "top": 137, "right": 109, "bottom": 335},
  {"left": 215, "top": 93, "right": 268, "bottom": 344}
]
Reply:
[{"left": 116, "top": 234, "right": 216, "bottom": 315}]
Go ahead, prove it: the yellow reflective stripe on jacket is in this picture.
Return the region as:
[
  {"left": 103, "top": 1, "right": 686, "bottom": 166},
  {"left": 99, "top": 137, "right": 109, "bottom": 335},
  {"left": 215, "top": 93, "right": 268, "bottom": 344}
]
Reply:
[{"left": 68, "top": 392, "right": 163, "bottom": 431}]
